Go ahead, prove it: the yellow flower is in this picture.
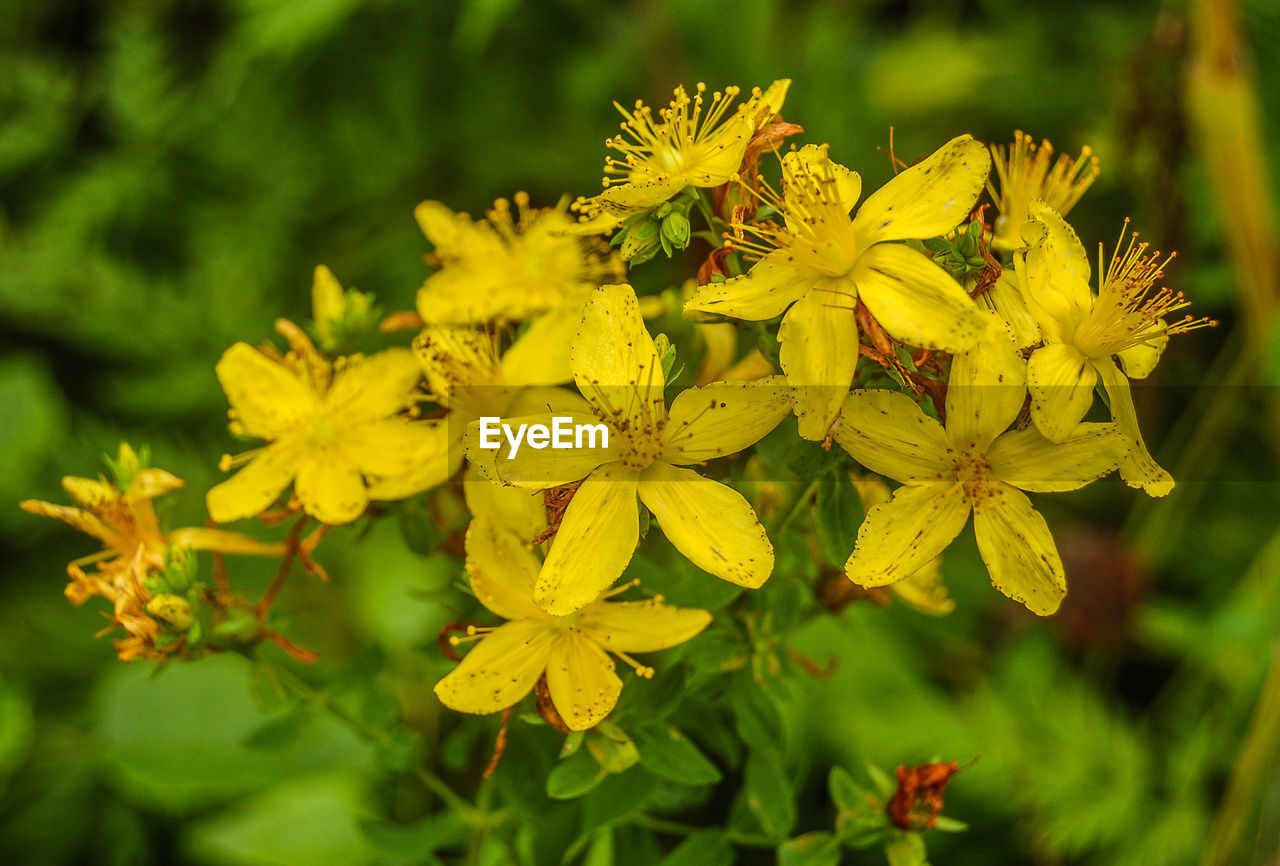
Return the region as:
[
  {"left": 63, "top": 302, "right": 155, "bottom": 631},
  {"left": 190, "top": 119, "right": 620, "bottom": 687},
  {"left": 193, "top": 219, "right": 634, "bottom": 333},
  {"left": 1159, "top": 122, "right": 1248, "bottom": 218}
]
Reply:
[
  {"left": 434, "top": 516, "right": 710, "bottom": 731},
  {"left": 473, "top": 283, "right": 791, "bottom": 615},
  {"left": 834, "top": 318, "right": 1132, "bottom": 615},
  {"left": 574, "top": 80, "right": 790, "bottom": 228},
  {"left": 20, "top": 445, "right": 279, "bottom": 660},
  {"left": 207, "top": 320, "right": 451, "bottom": 525},
  {"left": 851, "top": 476, "right": 954, "bottom": 616},
  {"left": 987, "top": 131, "right": 1100, "bottom": 252},
  {"left": 414, "top": 193, "right": 624, "bottom": 378},
  {"left": 684, "top": 138, "right": 991, "bottom": 441},
  {"left": 1013, "top": 201, "right": 1213, "bottom": 496}
]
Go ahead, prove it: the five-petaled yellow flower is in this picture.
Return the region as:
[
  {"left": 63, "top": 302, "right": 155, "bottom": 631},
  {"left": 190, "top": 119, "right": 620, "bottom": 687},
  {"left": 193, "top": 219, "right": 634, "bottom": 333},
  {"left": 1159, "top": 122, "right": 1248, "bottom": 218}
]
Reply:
[
  {"left": 834, "top": 318, "right": 1132, "bottom": 615},
  {"left": 473, "top": 283, "right": 791, "bottom": 615},
  {"left": 434, "top": 516, "right": 711, "bottom": 731},
  {"left": 21, "top": 444, "right": 279, "bottom": 660},
  {"left": 415, "top": 193, "right": 624, "bottom": 381},
  {"left": 1012, "top": 200, "right": 1212, "bottom": 497},
  {"left": 684, "top": 138, "right": 991, "bottom": 441},
  {"left": 573, "top": 80, "right": 790, "bottom": 230},
  {"left": 208, "top": 319, "right": 451, "bottom": 525}
]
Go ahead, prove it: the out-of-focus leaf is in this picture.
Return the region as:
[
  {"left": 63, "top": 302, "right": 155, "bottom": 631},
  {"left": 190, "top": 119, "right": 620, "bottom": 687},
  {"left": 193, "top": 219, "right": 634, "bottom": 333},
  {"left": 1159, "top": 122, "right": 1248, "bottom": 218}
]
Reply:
[
  {"left": 778, "top": 831, "right": 841, "bottom": 866},
  {"left": 658, "top": 830, "right": 733, "bottom": 866},
  {"left": 815, "top": 470, "right": 863, "bottom": 568},
  {"left": 547, "top": 745, "right": 606, "bottom": 800},
  {"left": 185, "top": 771, "right": 375, "bottom": 866},
  {"left": 96, "top": 655, "right": 373, "bottom": 814},
  {"left": 743, "top": 745, "right": 796, "bottom": 840}
]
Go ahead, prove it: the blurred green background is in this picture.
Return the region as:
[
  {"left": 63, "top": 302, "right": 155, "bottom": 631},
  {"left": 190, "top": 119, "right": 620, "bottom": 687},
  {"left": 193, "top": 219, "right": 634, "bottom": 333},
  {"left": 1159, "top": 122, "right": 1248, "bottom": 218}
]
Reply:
[{"left": 3, "top": 0, "right": 1280, "bottom": 863}]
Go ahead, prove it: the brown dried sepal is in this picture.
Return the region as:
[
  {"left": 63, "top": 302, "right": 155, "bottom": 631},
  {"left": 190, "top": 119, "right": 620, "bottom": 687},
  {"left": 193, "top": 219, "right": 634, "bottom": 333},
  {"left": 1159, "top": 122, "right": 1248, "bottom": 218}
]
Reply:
[
  {"left": 818, "top": 568, "right": 891, "bottom": 612},
  {"left": 531, "top": 481, "right": 583, "bottom": 546},
  {"left": 534, "top": 675, "right": 572, "bottom": 734},
  {"left": 886, "top": 761, "right": 960, "bottom": 831}
]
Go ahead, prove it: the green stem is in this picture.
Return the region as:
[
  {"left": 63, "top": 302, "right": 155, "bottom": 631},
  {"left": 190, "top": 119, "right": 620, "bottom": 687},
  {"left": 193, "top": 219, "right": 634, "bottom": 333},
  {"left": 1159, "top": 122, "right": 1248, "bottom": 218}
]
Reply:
[
  {"left": 1200, "top": 643, "right": 1280, "bottom": 866},
  {"left": 630, "top": 814, "right": 776, "bottom": 849},
  {"left": 767, "top": 476, "right": 821, "bottom": 539}
]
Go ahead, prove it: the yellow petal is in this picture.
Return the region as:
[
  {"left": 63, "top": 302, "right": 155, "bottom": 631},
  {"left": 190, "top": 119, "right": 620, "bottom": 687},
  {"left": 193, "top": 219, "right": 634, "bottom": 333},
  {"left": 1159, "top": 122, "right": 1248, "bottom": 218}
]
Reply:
[
  {"left": 545, "top": 633, "right": 623, "bottom": 731},
  {"left": 167, "top": 527, "right": 284, "bottom": 556},
  {"left": 1025, "top": 199, "right": 1092, "bottom": 295},
  {"left": 581, "top": 599, "right": 711, "bottom": 654},
  {"left": 683, "top": 249, "right": 813, "bottom": 321},
  {"left": 61, "top": 476, "right": 121, "bottom": 511},
  {"left": 572, "top": 284, "right": 666, "bottom": 436},
  {"left": 465, "top": 515, "right": 547, "bottom": 621},
  {"left": 294, "top": 449, "right": 367, "bottom": 525},
  {"left": 1093, "top": 357, "right": 1173, "bottom": 497},
  {"left": 415, "top": 200, "right": 466, "bottom": 250},
  {"left": 433, "top": 621, "right": 556, "bottom": 716},
  {"left": 852, "top": 135, "right": 990, "bottom": 245},
  {"left": 978, "top": 268, "right": 1042, "bottom": 350},
  {"left": 853, "top": 242, "right": 985, "bottom": 352},
  {"left": 19, "top": 500, "right": 118, "bottom": 547},
  {"left": 1117, "top": 335, "right": 1167, "bottom": 380},
  {"left": 505, "top": 385, "right": 593, "bottom": 418},
  {"left": 784, "top": 144, "right": 862, "bottom": 214},
  {"left": 637, "top": 461, "right": 773, "bottom": 589},
  {"left": 944, "top": 314, "right": 1027, "bottom": 448},
  {"left": 535, "top": 464, "right": 640, "bottom": 615},
  {"left": 473, "top": 411, "right": 618, "bottom": 489},
  {"left": 987, "top": 422, "right": 1130, "bottom": 492},
  {"left": 463, "top": 463, "right": 548, "bottom": 543},
  {"left": 342, "top": 419, "right": 446, "bottom": 478},
  {"left": 777, "top": 286, "right": 861, "bottom": 441},
  {"left": 833, "top": 390, "right": 951, "bottom": 483},
  {"left": 127, "top": 469, "right": 184, "bottom": 501},
  {"left": 972, "top": 483, "right": 1065, "bottom": 615},
  {"left": 661, "top": 376, "right": 791, "bottom": 464},
  {"left": 325, "top": 347, "right": 420, "bottom": 425},
  {"left": 1016, "top": 202, "right": 1092, "bottom": 337},
  {"left": 590, "top": 176, "right": 687, "bottom": 216},
  {"left": 206, "top": 441, "right": 303, "bottom": 523},
  {"left": 844, "top": 483, "right": 970, "bottom": 587},
  {"left": 365, "top": 422, "right": 461, "bottom": 501},
  {"left": 501, "top": 306, "right": 580, "bottom": 387},
  {"left": 1026, "top": 343, "right": 1096, "bottom": 442},
  {"left": 216, "top": 343, "right": 317, "bottom": 439}
]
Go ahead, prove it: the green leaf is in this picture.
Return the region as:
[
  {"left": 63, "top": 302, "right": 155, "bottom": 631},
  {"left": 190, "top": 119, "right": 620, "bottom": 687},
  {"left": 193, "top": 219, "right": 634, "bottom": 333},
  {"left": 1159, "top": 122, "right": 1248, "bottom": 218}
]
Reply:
[
  {"left": 589, "top": 723, "right": 640, "bottom": 774},
  {"left": 658, "top": 830, "right": 733, "bottom": 866},
  {"left": 743, "top": 745, "right": 796, "bottom": 839},
  {"left": 815, "top": 471, "right": 863, "bottom": 567},
  {"left": 580, "top": 768, "right": 658, "bottom": 834},
  {"left": 728, "top": 672, "right": 784, "bottom": 750},
  {"left": 884, "top": 829, "right": 928, "bottom": 866},
  {"left": 240, "top": 707, "right": 311, "bottom": 750},
  {"left": 547, "top": 745, "right": 607, "bottom": 800},
  {"left": 778, "top": 831, "right": 841, "bottom": 866},
  {"left": 634, "top": 723, "right": 722, "bottom": 786},
  {"left": 184, "top": 771, "right": 376, "bottom": 866},
  {"left": 828, "top": 766, "right": 862, "bottom": 812},
  {"left": 359, "top": 812, "right": 466, "bottom": 861}
]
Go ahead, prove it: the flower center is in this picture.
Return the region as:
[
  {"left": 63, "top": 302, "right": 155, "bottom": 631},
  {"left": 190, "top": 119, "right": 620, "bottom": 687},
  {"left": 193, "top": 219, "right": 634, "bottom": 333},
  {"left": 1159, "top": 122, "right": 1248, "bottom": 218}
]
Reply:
[
  {"left": 949, "top": 447, "right": 995, "bottom": 503},
  {"left": 1072, "top": 223, "right": 1213, "bottom": 359},
  {"left": 602, "top": 83, "right": 743, "bottom": 186}
]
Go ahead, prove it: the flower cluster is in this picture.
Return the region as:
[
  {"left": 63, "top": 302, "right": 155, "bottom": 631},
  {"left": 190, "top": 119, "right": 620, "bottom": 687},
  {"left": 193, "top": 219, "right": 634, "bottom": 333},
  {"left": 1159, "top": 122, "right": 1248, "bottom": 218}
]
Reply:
[{"left": 21, "top": 81, "right": 1210, "bottom": 744}]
